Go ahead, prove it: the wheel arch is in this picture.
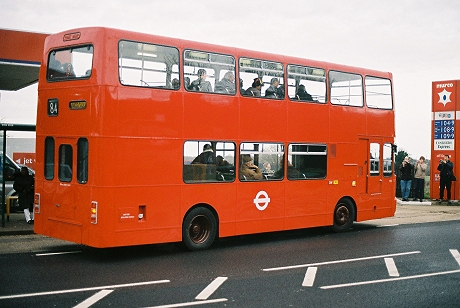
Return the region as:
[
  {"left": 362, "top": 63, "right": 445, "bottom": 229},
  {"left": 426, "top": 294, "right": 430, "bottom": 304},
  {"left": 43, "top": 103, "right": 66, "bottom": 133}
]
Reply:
[
  {"left": 336, "top": 196, "right": 357, "bottom": 222},
  {"left": 183, "top": 203, "right": 220, "bottom": 237}
]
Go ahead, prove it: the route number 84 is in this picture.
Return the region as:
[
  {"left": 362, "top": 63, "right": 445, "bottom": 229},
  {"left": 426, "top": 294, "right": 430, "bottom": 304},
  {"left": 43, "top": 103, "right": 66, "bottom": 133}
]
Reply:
[{"left": 48, "top": 98, "right": 58, "bottom": 116}]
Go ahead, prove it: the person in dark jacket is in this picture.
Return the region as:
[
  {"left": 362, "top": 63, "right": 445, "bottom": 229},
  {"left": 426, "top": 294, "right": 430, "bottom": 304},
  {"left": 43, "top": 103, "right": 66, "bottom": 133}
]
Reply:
[
  {"left": 244, "top": 77, "right": 263, "bottom": 97},
  {"left": 189, "top": 69, "right": 212, "bottom": 92},
  {"left": 265, "top": 77, "right": 281, "bottom": 98},
  {"left": 437, "top": 154, "right": 454, "bottom": 204},
  {"left": 192, "top": 144, "right": 215, "bottom": 165},
  {"left": 13, "top": 166, "right": 34, "bottom": 223},
  {"left": 214, "top": 72, "right": 236, "bottom": 94},
  {"left": 399, "top": 156, "right": 413, "bottom": 201},
  {"left": 295, "top": 84, "right": 314, "bottom": 101}
]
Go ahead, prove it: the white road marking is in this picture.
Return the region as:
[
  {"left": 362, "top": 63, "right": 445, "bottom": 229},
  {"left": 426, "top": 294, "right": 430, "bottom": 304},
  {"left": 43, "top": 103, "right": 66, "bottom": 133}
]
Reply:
[
  {"left": 144, "top": 298, "right": 228, "bottom": 308},
  {"left": 263, "top": 251, "right": 421, "bottom": 271},
  {"left": 36, "top": 251, "right": 81, "bottom": 256},
  {"left": 321, "top": 269, "right": 460, "bottom": 289},
  {"left": 450, "top": 249, "right": 460, "bottom": 267},
  {"left": 0, "top": 280, "right": 170, "bottom": 300},
  {"left": 377, "top": 224, "right": 399, "bottom": 227},
  {"left": 384, "top": 258, "right": 400, "bottom": 277},
  {"left": 302, "top": 267, "right": 318, "bottom": 287},
  {"left": 73, "top": 289, "right": 113, "bottom": 308},
  {"left": 195, "top": 277, "right": 228, "bottom": 300}
]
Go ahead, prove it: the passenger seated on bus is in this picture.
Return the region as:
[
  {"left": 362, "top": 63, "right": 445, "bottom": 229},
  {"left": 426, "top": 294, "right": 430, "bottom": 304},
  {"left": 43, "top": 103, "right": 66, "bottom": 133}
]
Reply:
[
  {"left": 216, "top": 155, "right": 230, "bottom": 166},
  {"left": 295, "top": 84, "right": 313, "bottom": 101},
  {"left": 184, "top": 77, "right": 190, "bottom": 89},
  {"left": 214, "top": 72, "right": 236, "bottom": 94},
  {"left": 189, "top": 69, "right": 212, "bottom": 92},
  {"left": 239, "top": 155, "right": 263, "bottom": 180},
  {"left": 63, "top": 62, "right": 75, "bottom": 77},
  {"left": 244, "top": 78, "right": 263, "bottom": 97},
  {"left": 192, "top": 144, "right": 216, "bottom": 164},
  {"left": 172, "top": 78, "right": 180, "bottom": 90},
  {"left": 216, "top": 155, "right": 233, "bottom": 174},
  {"left": 265, "top": 77, "right": 284, "bottom": 98},
  {"left": 262, "top": 162, "right": 275, "bottom": 175}
]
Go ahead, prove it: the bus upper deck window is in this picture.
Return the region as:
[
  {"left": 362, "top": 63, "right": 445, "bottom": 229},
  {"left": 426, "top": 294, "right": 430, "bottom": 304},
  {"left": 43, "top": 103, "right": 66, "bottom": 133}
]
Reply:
[
  {"left": 184, "top": 50, "right": 236, "bottom": 95},
  {"left": 239, "top": 58, "right": 284, "bottom": 99},
  {"left": 287, "top": 65, "right": 326, "bottom": 103},
  {"left": 119, "top": 40, "right": 180, "bottom": 89},
  {"left": 47, "top": 45, "right": 94, "bottom": 81}
]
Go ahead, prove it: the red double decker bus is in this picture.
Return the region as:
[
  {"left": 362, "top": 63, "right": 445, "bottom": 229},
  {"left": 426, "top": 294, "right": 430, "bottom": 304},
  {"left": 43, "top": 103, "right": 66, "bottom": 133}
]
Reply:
[{"left": 34, "top": 27, "right": 396, "bottom": 250}]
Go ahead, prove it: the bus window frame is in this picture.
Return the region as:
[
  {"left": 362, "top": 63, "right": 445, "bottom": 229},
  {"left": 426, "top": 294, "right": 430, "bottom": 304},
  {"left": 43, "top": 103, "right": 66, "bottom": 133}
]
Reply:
[
  {"left": 365, "top": 75, "right": 393, "bottom": 110},
  {"left": 239, "top": 57, "right": 284, "bottom": 99},
  {"left": 287, "top": 143, "right": 328, "bottom": 180},
  {"left": 44, "top": 137, "right": 55, "bottom": 180},
  {"left": 46, "top": 44, "right": 94, "bottom": 82},
  {"left": 58, "top": 144, "right": 73, "bottom": 183},
  {"left": 183, "top": 140, "right": 236, "bottom": 183},
  {"left": 118, "top": 40, "right": 180, "bottom": 90},
  {"left": 383, "top": 143, "right": 393, "bottom": 177},
  {"left": 329, "top": 70, "right": 364, "bottom": 107},
  {"left": 370, "top": 142, "right": 380, "bottom": 176},
  {"left": 287, "top": 64, "right": 327, "bottom": 104},
  {"left": 77, "top": 138, "right": 89, "bottom": 184},
  {"left": 183, "top": 49, "right": 236, "bottom": 95},
  {"left": 239, "top": 142, "right": 284, "bottom": 181}
]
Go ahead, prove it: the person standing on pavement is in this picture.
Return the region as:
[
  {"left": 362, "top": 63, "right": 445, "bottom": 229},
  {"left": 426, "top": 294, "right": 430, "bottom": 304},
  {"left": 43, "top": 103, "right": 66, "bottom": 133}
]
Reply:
[
  {"left": 13, "top": 166, "right": 35, "bottom": 224},
  {"left": 437, "top": 154, "right": 454, "bottom": 204},
  {"left": 413, "top": 156, "right": 427, "bottom": 202},
  {"left": 399, "top": 156, "right": 413, "bottom": 201}
]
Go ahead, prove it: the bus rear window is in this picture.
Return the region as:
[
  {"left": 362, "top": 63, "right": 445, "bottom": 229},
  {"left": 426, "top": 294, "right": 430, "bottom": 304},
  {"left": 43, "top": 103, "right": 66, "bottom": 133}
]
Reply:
[{"left": 47, "top": 45, "right": 94, "bottom": 81}]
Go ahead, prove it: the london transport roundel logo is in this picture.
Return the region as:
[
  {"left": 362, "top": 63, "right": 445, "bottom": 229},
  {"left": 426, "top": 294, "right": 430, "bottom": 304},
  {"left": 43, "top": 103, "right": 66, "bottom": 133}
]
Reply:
[{"left": 253, "top": 190, "right": 270, "bottom": 211}]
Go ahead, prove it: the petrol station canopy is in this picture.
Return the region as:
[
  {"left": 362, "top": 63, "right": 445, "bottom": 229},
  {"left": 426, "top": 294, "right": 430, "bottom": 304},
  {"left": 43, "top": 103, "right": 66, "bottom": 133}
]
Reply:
[{"left": 0, "top": 29, "right": 49, "bottom": 91}]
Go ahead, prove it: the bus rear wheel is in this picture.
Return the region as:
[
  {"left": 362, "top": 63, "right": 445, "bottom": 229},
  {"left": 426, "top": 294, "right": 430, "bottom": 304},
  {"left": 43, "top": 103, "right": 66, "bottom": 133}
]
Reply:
[
  {"left": 182, "top": 207, "right": 217, "bottom": 251},
  {"left": 332, "top": 199, "right": 355, "bottom": 232}
]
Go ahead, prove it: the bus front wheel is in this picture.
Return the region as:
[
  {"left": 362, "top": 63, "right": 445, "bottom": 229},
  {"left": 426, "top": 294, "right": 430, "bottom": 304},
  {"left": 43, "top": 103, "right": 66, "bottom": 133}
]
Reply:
[
  {"left": 332, "top": 199, "right": 355, "bottom": 232},
  {"left": 182, "top": 207, "right": 217, "bottom": 251}
]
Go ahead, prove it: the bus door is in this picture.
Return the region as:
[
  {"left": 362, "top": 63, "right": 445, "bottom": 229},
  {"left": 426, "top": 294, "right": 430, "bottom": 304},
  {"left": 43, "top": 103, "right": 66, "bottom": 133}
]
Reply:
[
  {"left": 47, "top": 137, "right": 81, "bottom": 221},
  {"left": 358, "top": 139, "right": 382, "bottom": 195}
]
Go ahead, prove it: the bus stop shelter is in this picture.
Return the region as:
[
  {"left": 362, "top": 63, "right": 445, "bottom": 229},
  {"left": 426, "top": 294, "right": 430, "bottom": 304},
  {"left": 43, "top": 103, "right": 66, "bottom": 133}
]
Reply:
[
  {"left": 0, "top": 29, "right": 46, "bottom": 227},
  {"left": 1, "top": 124, "right": 36, "bottom": 227}
]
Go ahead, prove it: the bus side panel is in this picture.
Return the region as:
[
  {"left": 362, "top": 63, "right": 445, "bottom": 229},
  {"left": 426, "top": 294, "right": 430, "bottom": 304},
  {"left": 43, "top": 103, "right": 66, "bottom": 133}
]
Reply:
[
  {"left": 239, "top": 99, "right": 287, "bottom": 141},
  {"left": 111, "top": 88, "right": 184, "bottom": 139},
  {"left": 284, "top": 180, "right": 331, "bottom": 229},
  {"left": 366, "top": 108, "right": 395, "bottom": 138},
  {"left": 287, "top": 102, "right": 329, "bottom": 143},
  {"left": 329, "top": 106, "right": 367, "bottom": 144},
  {"left": 355, "top": 195, "right": 396, "bottom": 222},
  {"left": 183, "top": 93, "right": 238, "bottom": 140},
  {"left": 181, "top": 183, "right": 237, "bottom": 238},
  {"left": 81, "top": 185, "right": 182, "bottom": 248},
  {"left": 235, "top": 182, "right": 285, "bottom": 235}
]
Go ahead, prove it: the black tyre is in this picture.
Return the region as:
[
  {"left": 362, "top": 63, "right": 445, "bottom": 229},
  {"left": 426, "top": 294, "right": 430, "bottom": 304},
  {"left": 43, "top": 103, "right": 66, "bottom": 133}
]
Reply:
[
  {"left": 332, "top": 198, "right": 355, "bottom": 232},
  {"left": 182, "top": 207, "right": 217, "bottom": 251}
]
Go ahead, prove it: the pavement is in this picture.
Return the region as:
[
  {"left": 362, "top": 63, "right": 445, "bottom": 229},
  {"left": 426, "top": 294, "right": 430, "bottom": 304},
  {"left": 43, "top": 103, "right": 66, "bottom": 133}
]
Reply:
[
  {"left": 0, "top": 211, "right": 34, "bottom": 236},
  {"left": 1, "top": 199, "right": 459, "bottom": 237}
]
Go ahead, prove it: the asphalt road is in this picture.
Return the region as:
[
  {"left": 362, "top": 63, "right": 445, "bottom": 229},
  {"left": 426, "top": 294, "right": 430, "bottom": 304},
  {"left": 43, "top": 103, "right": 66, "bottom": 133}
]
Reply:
[{"left": 0, "top": 215, "right": 459, "bottom": 307}]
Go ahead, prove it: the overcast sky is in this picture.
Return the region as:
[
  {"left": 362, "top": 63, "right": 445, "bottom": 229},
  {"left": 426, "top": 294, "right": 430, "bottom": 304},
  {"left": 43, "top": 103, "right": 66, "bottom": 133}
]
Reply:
[{"left": 1, "top": 0, "right": 460, "bottom": 159}]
